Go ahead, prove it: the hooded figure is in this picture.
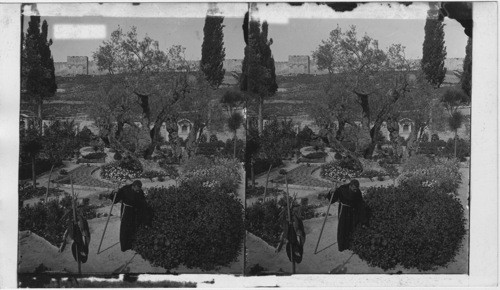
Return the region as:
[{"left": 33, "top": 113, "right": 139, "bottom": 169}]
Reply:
[
  {"left": 109, "top": 180, "right": 153, "bottom": 252},
  {"left": 326, "top": 179, "right": 368, "bottom": 252}
]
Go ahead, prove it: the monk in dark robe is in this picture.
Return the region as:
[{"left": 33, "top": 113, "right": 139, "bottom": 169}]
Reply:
[
  {"left": 109, "top": 180, "right": 152, "bottom": 252},
  {"left": 326, "top": 179, "right": 368, "bottom": 252}
]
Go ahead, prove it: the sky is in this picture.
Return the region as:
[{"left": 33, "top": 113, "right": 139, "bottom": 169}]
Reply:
[{"left": 23, "top": 2, "right": 469, "bottom": 63}]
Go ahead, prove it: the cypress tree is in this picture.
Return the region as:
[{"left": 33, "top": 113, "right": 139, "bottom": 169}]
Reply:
[
  {"left": 421, "top": 8, "right": 447, "bottom": 88},
  {"left": 24, "top": 16, "right": 57, "bottom": 132},
  {"left": 461, "top": 37, "right": 472, "bottom": 101},
  {"left": 201, "top": 10, "right": 226, "bottom": 89},
  {"left": 240, "top": 12, "right": 277, "bottom": 135}
]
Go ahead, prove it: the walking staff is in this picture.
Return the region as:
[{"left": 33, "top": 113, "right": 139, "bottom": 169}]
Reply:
[
  {"left": 97, "top": 182, "right": 121, "bottom": 254},
  {"left": 314, "top": 181, "right": 338, "bottom": 254}
]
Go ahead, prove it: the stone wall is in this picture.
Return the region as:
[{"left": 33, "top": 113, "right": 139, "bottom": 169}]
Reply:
[{"left": 54, "top": 55, "right": 464, "bottom": 77}]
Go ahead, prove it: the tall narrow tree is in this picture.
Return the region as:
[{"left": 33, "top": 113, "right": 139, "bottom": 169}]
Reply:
[
  {"left": 201, "top": 7, "right": 226, "bottom": 89},
  {"left": 421, "top": 6, "right": 447, "bottom": 88},
  {"left": 23, "top": 16, "right": 57, "bottom": 133},
  {"left": 240, "top": 11, "right": 278, "bottom": 135},
  {"left": 461, "top": 37, "right": 472, "bottom": 101}
]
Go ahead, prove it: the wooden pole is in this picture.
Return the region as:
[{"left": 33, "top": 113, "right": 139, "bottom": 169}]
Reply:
[
  {"left": 70, "top": 176, "right": 81, "bottom": 275},
  {"left": 262, "top": 164, "right": 272, "bottom": 201},
  {"left": 44, "top": 165, "right": 54, "bottom": 203},
  {"left": 314, "top": 182, "right": 337, "bottom": 255},
  {"left": 284, "top": 174, "right": 295, "bottom": 274},
  {"left": 97, "top": 183, "right": 120, "bottom": 254}
]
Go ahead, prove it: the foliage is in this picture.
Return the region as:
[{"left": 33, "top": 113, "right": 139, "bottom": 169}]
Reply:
[
  {"left": 76, "top": 126, "right": 95, "bottom": 147},
  {"left": 402, "top": 155, "right": 436, "bottom": 173},
  {"left": 461, "top": 37, "right": 472, "bottom": 100},
  {"left": 441, "top": 88, "right": 468, "bottom": 115},
  {"left": 134, "top": 183, "right": 245, "bottom": 271},
  {"left": 296, "top": 126, "right": 314, "bottom": 147},
  {"left": 119, "top": 157, "right": 143, "bottom": 172},
  {"left": 179, "top": 157, "right": 241, "bottom": 195},
  {"left": 19, "top": 158, "right": 62, "bottom": 181},
  {"left": 246, "top": 196, "right": 317, "bottom": 247},
  {"left": 421, "top": 11, "right": 447, "bottom": 87},
  {"left": 399, "top": 157, "right": 462, "bottom": 193},
  {"left": 240, "top": 12, "right": 278, "bottom": 134},
  {"left": 41, "top": 120, "right": 79, "bottom": 162},
  {"left": 158, "top": 163, "right": 179, "bottom": 179},
  {"left": 22, "top": 16, "right": 57, "bottom": 125},
  {"left": 444, "top": 138, "right": 470, "bottom": 161},
  {"left": 19, "top": 195, "right": 97, "bottom": 246},
  {"left": 18, "top": 184, "right": 65, "bottom": 202},
  {"left": 320, "top": 162, "right": 359, "bottom": 182},
  {"left": 259, "top": 118, "right": 297, "bottom": 160},
  {"left": 359, "top": 169, "right": 386, "bottom": 181},
  {"left": 246, "top": 157, "right": 283, "bottom": 176},
  {"left": 448, "top": 111, "right": 465, "bottom": 132},
  {"left": 351, "top": 185, "right": 466, "bottom": 271},
  {"left": 181, "top": 155, "right": 214, "bottom": 172},
  {"left": 201, "top": 13, "right": 226, "bottom": 88},
  {"left": 313, "top": 25, "right": 416, "bottom": 157},
  {"left": 418, "top": 139, "right": 447, "bottom": 156}
]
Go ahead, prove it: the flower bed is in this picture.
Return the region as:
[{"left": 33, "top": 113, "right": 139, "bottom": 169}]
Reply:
[
  {"left": 320, "top": 161, "right": 359, "bottom": 182},
  {"left": 179, "top": 157, "right": 240, "bottom": 195},
  {"left": 399, "top": 157, "right": 461, "bottom": 194},
  {"left": 100, "top": 162, "right": 142, "bottom": 182}
]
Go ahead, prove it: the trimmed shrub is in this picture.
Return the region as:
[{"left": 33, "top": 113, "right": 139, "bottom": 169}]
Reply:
[
  {"left": 181, "top": 155, "right": 214, "bottom": 172},
  {"left": 338, "top": 156, "right": 363, "bottom": 172},
  {"left": 119, "top": 157, "right": 143, "bottom": 172},
  {"left": 399, "top": 157, "right": 461, "bottom": 194},
  {"left": 443, "top": 138, "right": 471, "bottom": 162},
  {"left": 19, "top": 195, "right": 97, "bottom": 246},
  {"left": 134, "top": 184, "right": 245, "bottom": 271},
  {"left": 351, "top": 185, "right": 466, "bottom": 271}
]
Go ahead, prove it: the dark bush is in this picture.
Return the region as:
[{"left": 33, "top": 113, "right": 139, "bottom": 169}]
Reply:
[
  {"left": 140, "top": 170, "right": 167, "bottom": 181},
  {"left": 351, "top": 185, "right": 466, "bottom": 271},
  {"left": 134, "top": 184, "right": 245, "bottom": 271},
  {"left": 114, "top": 151, "right": 123, "bottom": 161},
  {"left": 19, "top": 158, "right": 63, "bottom": 180},
  {"left": 209, "top": 134, "right": 218, "bottom": 143},
  {"left": 338, "top": 155, "right": 363, "bottom": 172},
  {"left": 443, "top": 138, "right": 470, "bottom": 162},
  {"left": 246, "top": 158, "right": 283, "bottom": 176},
  {"left": 19, "top": 195, "right": 97, "bottom": 246},
  {"left": 119, "top": 157, "right": 143, "bottom": 172},
  {"left": 198, "top": 134, "right": 207, "bottom": 144}
]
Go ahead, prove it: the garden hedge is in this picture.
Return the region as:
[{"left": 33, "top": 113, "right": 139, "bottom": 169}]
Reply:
[
  {"left": 351, "top": 185, "right": 466, "bottom": 271},
  {"left": 134, "top": 183, "right": 245, "bottom": 271}
]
